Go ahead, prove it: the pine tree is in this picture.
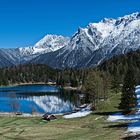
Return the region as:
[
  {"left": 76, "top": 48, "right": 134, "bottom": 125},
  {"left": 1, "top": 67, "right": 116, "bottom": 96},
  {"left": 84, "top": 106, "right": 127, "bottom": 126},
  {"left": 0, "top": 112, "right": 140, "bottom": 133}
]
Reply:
[
  {"left": 111, "top": 68, "right": 121, "bottom": 94},
  {"left": 119, "top": 67, "right": 137, "bottom": 112},
  {"left": 84, "top": 70, "right": 103, "bottom": 109}
]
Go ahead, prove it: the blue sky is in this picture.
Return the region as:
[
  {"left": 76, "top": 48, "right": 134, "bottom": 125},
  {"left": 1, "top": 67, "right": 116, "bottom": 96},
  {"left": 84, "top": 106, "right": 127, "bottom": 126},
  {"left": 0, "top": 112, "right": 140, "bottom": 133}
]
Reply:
[{"left": 0, "top": 0, "right": 139, "bottom": 48}]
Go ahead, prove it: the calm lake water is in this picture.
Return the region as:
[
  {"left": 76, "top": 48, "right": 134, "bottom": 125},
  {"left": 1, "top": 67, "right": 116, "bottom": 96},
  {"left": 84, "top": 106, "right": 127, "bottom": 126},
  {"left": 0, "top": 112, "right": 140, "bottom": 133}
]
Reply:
[{"left": 0, "top": 84, "right": 82, "bottom": 114}]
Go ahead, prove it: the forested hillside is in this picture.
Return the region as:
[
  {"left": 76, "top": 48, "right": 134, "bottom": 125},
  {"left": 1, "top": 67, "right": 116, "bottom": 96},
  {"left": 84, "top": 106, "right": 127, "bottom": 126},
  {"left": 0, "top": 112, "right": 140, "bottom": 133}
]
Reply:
[
  {"left": 0, "top": 64, "right": 57, "bottom": 85},
  {"left": 0, "top": 49, "right": 140, "bottom": 90},
  {"left": 82, "top": 49, "right": 140, "bottom": 107},
  {"left": 0, "top": 64, "right": 86, "bottom": 87},
  {"left": 99, "top": 49, "right": 140, "bottom": 84}
]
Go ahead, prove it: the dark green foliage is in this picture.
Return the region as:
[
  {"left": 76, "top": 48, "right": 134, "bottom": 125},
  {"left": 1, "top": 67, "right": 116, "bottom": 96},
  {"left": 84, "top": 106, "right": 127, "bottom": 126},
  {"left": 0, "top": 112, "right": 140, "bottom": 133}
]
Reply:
[
  {"left": 119, "top": 68, "right": 137, "bottom": 111},
  {"left": 111, "top": 70, "right": 121, "bottom": 94},
  {"left": 83, "top": 70, "right": 110, "bottom": 108},
  {"left": 100, "top": 49, "right": 140, "bottom": 85},
  {"left": 0, "top": 64, "right": 57, "bottom": 86},
  {"left": 0, "top": 64, "right": 86, "bottom": 87},
  {"left": 0, "top": 49, "right": 140, "bottom": 110},
  {"left": 83, "top": 49, "right": 140, "bottom": 107},
  {"left": 56, "top": 68, "right": 86, "bottom": 87}
]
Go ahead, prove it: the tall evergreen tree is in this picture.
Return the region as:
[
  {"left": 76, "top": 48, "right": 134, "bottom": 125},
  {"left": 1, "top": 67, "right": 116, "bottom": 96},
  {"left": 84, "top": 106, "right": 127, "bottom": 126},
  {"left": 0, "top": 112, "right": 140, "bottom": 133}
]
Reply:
[
  {"left": 119, "top": 67, "right": 137, "bottom": 112},
  {"left": 111, "top": 70, "right": 121, "bottom": 94},
  {"left": 83, "top": 70, "right": 106, "bottom": 109}
]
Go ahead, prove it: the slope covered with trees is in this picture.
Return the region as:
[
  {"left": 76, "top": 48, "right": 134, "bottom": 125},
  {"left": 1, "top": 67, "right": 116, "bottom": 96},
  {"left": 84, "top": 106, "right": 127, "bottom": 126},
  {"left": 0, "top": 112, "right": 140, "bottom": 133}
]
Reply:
[
  {"left": 0, "top": 49, "right": 140, "bottom": 111},
  {"left": 0, "top": 64, "right": 86, "bottom": 87},
  {"left": 83, "top": 49, "right": 140, "bottom": 109},
  {"left": 99, "top": 49, "right": 140, "bottom": 85},
  {"left": 0, "top": 64, "right": 57, "bottom": 85}
]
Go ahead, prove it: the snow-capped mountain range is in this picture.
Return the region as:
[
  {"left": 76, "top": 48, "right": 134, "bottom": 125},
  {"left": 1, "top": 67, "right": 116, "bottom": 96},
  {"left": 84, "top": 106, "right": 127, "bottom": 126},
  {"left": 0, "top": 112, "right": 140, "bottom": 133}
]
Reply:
[
  {"left": 0, "top": 12, "right": 140, "bottom": 68},
  {"left": 19, "top": 35, "right": 69, "bottom": 55}
]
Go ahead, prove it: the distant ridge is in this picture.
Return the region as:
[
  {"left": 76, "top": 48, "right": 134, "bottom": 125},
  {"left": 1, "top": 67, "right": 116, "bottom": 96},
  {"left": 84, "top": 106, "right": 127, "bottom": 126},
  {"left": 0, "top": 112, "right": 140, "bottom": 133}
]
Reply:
[{"left": 0, "top": 12, "right": 140, "bottom": 69}]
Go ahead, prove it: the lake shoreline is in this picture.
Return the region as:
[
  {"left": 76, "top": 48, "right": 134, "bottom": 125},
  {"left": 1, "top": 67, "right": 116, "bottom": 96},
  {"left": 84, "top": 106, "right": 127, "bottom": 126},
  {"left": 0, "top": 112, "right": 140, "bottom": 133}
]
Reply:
[
  {"left": 0, "top": 84, "right": 83, "bottom": 115},
  {"left": 0, "top": 82, "right": 55, "bottom": 87},
  {"left": 0, "top": 112, "right": 43, "bottom": 117},
  {"left": 0, "top": 103, "right": 92, "bottom": 118},
  {"left": 0, "top": 82, "right": 81, "bottom": 91},
  {"left": 62, "top": 86, "right": 82, "bottom": 91},
  {"left": 0, "top": 112, "right": 65, "bottom": 117}
]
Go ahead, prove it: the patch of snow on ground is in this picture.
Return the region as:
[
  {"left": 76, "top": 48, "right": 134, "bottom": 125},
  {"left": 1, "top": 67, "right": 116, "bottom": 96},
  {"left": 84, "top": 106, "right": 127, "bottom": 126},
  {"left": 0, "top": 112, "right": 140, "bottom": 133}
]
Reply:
[
  {"left": 108, "top": 85, "right": 140, "bottom": 133},
  {"left": 107, "top": 112, "right": 140, "bottom": 122},
  {"left": 107, "top": 112, "right": 124, "bottom": 122},
  {"left": 63, "top": 105, "right": 92, "bottom": 119},
  {"left": 63, "top": 110, "right": 92, "bottom": 119}
]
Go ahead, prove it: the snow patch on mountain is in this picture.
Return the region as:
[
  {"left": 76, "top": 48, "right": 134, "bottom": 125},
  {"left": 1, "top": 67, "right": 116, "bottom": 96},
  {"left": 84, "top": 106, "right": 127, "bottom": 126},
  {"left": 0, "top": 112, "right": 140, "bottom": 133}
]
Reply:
[
  {"left": 19, "top": 35, "right": 69, "bottom": 55},
  {"left": 34, "top": 35, "right": 70, "bottom": 52},
  {"left": 0, "top": 12, "right": 140, "bottom": 68},
  {"left": 89, "top": 20, "right": 115, "bottom": 38}
]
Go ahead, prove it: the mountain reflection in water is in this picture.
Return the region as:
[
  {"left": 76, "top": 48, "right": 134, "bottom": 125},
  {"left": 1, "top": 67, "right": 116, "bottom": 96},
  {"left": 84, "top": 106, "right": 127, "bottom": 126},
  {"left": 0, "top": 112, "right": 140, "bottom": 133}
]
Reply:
[{"left": 0, "top": 85, "right": 82, "bottom": 114}]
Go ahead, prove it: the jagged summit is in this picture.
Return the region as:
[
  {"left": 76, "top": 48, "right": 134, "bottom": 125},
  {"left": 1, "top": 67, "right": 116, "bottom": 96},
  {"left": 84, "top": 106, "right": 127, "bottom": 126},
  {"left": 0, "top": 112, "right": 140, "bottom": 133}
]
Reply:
[
  {"left": 19, "top": 34, "right": 69, "bottom": 55},
  {"left": 30, "top": 12, "right": 140, "bottom": 68},
  {"left": 34, "top": 34, "right": 70, "bottom": 50},
  {"left": 0, "top": 12, "right": 140, "bottom": 68}
]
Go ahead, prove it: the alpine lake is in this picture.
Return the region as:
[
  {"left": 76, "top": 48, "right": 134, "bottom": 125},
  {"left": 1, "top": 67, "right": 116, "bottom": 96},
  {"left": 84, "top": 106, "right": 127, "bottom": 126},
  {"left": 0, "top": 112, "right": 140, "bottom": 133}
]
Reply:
[{"left": 0, "top": 84, "right": 84, "bottom": 114}]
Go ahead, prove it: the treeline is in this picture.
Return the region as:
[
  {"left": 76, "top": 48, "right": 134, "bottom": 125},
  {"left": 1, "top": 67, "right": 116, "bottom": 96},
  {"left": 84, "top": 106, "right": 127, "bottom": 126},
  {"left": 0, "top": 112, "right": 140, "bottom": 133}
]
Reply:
[
  {"left": 1, "top": 49, "right": 140, "bottom": 110},
  {"left": 0, "top": 64, "right": 57, "bottom": 85},
  {"left": 0, "top": 64, "right": 87, "bottom": 87},
  {"left": 56, "top": 68, "right": 87, "bottom": 87},
  {"left": 82, "top": 69, "right": 110, "bottom": 109},
  {"left": 99, "top": 49, "right": 140, "bottom": 85},
  {"left": 82, "top": 49, "right": 140, "bottom": 108}
]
